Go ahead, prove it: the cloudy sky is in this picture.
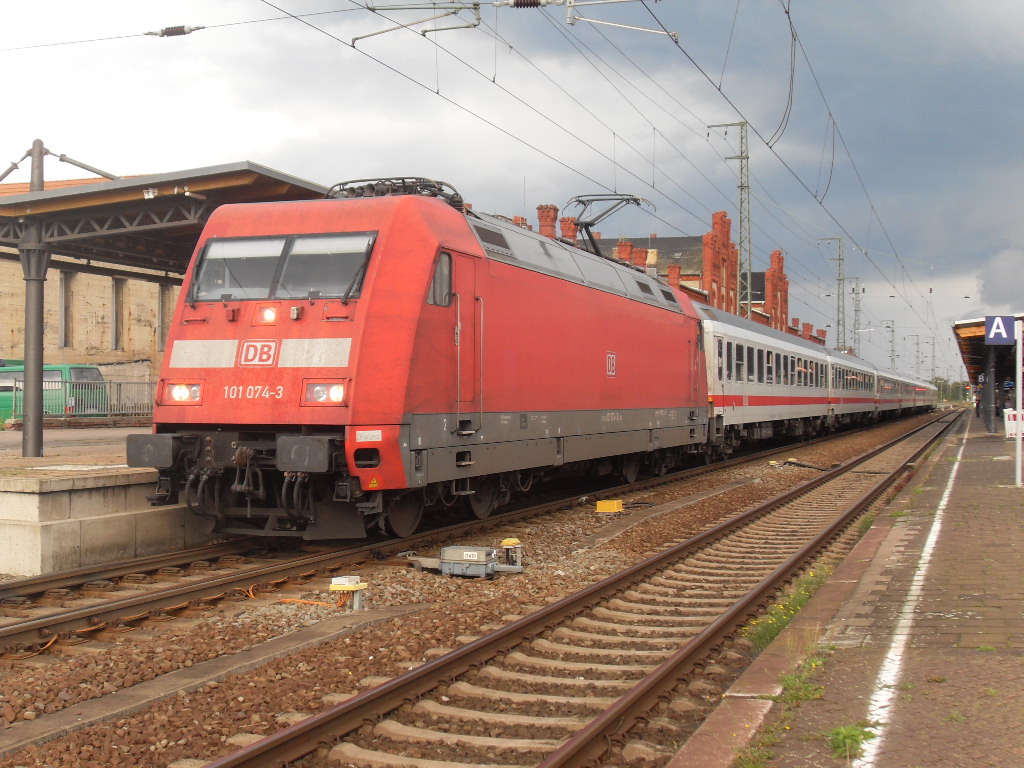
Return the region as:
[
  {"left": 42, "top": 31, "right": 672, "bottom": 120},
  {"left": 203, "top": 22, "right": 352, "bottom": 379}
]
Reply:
[{"left": 4, "top": 1, "right": 1019, "bottom": 380}]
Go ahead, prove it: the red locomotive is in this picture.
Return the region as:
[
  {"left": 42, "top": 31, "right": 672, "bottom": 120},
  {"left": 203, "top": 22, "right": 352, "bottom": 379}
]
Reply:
[{"left": 128, "top": 179, "right": 710, "bottom": 538}]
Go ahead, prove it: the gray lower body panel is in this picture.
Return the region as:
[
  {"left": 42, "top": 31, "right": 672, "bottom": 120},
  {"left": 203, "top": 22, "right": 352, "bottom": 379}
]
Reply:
[{"left": 403, "top": 408, "right": 708, "bottom": 486}]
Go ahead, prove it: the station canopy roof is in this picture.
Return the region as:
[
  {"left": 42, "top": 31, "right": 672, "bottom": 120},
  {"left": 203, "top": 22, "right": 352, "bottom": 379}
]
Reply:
[
  {"left": 953, "top": 315, "right": 1021, "bottom": 386},
  {"left": 0, "top": 161, "right": 327, "bottom": 278}
]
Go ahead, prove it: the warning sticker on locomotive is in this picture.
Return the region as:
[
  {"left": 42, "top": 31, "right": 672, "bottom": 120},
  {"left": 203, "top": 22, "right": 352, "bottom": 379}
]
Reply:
[{"left": 356, "top": 430, "right": 383, "bottom": 442}]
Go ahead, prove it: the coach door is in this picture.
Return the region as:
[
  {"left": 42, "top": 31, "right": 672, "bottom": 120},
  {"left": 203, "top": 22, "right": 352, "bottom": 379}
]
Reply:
[{"left": 452, "top": 252, "right": 481, "bottom": 434}]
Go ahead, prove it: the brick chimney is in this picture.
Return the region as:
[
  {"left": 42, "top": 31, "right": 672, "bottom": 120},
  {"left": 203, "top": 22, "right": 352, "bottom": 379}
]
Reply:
[
  {"left": 512, "top": 215, "right": 531, "bottom": 230},
  {"left": 802, "top": 322, "right": 813, "bottom": 340},
  {"left": 537, "top": 204, "right": 558, "bottom": 238},
  {"left": 559, "top": 216, "right": 578, "bottom": 241},
  {"left": 667, "top": 264, "right": 681, "bottom": 287}
]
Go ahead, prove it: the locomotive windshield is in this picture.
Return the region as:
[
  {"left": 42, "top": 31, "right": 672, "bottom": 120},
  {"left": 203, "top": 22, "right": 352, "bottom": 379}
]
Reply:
[{"left": 189, "top": 232, "right": 376, "bottom": 302}]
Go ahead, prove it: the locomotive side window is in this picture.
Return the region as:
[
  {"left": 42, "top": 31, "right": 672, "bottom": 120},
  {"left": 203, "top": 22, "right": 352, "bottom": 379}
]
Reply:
[
  {"left": 427, "top": 252, "right": 452, "bottom": 306},
  {"left": 716, "top": 338, "right": 724, "bottom": 381}
]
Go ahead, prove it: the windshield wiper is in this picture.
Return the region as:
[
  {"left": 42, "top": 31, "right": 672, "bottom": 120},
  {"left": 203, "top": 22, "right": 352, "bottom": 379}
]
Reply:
[{"left": 341, "top": 254, "right": 370, "bottom": 305}]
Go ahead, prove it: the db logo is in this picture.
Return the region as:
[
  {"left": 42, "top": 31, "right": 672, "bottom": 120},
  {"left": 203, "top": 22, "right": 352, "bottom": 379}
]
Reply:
[
  {"left": 238, "top": 339, "right": 279, "bottom": 366},
  {"left": 606, "top": 352, "right": 617, "bottom": 377}
]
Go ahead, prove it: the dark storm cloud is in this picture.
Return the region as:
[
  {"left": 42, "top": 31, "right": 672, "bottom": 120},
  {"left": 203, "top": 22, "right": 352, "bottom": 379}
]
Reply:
[{"left": 5, "top": 1, "right": 1023, "bottom": 376}]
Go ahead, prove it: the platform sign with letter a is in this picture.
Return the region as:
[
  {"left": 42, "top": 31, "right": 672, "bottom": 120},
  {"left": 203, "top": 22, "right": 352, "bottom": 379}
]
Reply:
[{"left": 985, "top": 315, "right": 1016, "bottom": 345}]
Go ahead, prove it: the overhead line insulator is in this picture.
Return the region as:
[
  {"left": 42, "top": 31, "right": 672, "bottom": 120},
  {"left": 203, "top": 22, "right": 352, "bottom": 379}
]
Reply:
[
  {"left": 494, "top": 0, "right": 561, "bottom": 8},
  {"left": 145, "top": 25, "right": 205, "bottom": 37}
]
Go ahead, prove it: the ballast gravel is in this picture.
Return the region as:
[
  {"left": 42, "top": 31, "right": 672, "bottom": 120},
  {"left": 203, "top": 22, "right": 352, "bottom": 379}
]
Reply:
[{"left": 0, "top": 415, "right": 937, "bottom": 768}]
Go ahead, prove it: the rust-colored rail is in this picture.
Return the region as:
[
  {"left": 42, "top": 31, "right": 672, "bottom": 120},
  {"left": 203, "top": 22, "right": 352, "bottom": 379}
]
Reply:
[
  {"left": 202, "top": 411, "right": 959, "bottom": 768},
  {"left": 1, "top": 416, "right": 937, "bottom": 655}
]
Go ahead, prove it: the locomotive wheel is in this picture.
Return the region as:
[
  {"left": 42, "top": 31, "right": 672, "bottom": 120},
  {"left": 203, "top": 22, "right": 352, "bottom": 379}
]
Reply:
[
  {"left": 385, "top": 494, "right": 424, "bottom": 538},
  {"left": 619, "top": 455, "right": 641, "bottom": 484},
  {"left": 468, "top": 478, "right": 498, "bottom": 520}
]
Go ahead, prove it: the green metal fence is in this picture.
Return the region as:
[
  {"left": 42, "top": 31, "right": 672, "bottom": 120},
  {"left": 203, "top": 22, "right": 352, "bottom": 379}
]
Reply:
[{"left": 7, "top": 379, "right": 155, "bottom": 420}]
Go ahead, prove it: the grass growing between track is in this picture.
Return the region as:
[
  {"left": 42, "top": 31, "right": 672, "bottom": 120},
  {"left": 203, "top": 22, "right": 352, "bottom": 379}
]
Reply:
[{"left": 743, "top": 565, "right": 833, "bottom": 653}]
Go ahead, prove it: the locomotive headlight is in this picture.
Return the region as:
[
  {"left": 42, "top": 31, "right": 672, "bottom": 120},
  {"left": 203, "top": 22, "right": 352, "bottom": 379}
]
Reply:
[
  {"left": 303, "top": 380, "right": 347, "bottom": 405},
  {"left": 165, "top": 381, "right": 202, "bottom": 404},
  {"left": 253, "top": 305, "right": 278, "bottom": 324}
]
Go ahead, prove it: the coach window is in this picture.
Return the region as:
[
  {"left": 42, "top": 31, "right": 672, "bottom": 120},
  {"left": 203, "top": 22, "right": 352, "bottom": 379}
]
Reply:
[
  {"left": 427, "top": 252, "right": 452, "bottom": 306},
  {"left": 726, "top": 341, "right": 733, "bottom": 381},
  {"left": 757, "top": 348, "right": 765, "bottom": 383},
  {"left": 747, "top": 346, "right": 755, "bottom": 382},
  {"left": 790, "top": 356, "right": 797, "bottom": 387},
  {"left": 766, "top": 350, "right": 774, "bottom": 384},
  {"left": 735, "top": 343, "right": 745, "bottom": 382},
  {"left": 716, "top": 339, "right": 724, "bottom": 381}
]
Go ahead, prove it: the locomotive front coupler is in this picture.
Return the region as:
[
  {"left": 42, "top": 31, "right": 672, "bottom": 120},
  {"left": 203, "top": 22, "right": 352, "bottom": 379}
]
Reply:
[{"left": 230, "top": 445, "right": 266, "bottom": 500}]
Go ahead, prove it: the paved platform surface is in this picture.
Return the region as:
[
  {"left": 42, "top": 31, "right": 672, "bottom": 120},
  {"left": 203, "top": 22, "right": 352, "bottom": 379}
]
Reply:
[
  {"left": 0, "top": 426, "right": 148, "bottom": 472},
  {"left": 672, "top": 410, "right": 1024, "bottom": 768}
]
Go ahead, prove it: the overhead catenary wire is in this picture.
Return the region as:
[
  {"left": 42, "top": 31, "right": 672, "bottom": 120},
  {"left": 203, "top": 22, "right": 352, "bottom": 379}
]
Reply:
[
  {"left": 3, "top": 3, "right": 958, "bottom": 373},
  {"left": 639, "top": 0, "right": 943, "bottom": 361}
]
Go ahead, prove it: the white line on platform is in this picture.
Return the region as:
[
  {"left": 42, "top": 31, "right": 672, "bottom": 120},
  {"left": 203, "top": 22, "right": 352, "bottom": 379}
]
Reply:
[{"left": 853, "top": 421, "right": 968, "bottom": 767}]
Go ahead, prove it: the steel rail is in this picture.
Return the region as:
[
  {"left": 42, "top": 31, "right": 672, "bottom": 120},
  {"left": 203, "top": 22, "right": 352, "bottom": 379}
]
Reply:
[
  {"left": 0, "top": 411, "right": 945, "bottom": 607},
  {"left": 538, "top": 410, "right": 962, "bottom": 767},
  {"left": 0, "top": 541, "right": 252, "bottom": 604},
  {"left": 203, "top": 411, "right": 959, "bottom": 768},
  {"left": 0, "top": 418, "right": 922, "bottom": 651}
]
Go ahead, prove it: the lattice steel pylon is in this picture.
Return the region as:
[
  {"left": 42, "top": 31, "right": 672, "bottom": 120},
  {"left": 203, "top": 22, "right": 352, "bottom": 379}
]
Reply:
[
  {"left": 709, "top": 122, "right": 750, "bottom": 317},
  {"left": 819, "top": 237, "right": 846, "bottom": 352}
]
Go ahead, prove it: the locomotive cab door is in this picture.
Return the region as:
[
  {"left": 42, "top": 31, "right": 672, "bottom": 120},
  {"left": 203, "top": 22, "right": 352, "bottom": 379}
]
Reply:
[{"left": 451, "top": 252, "right": 482, "bottom": 434}]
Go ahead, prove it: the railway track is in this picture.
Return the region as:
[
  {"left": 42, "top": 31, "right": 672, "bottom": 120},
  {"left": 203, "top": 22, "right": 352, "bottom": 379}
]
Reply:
[
  {"left": 0, "top": 419, "right": 909, "bottom": 657},
  {"left": 200, "top": 411, "right": 958, "bottom": 768}
]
